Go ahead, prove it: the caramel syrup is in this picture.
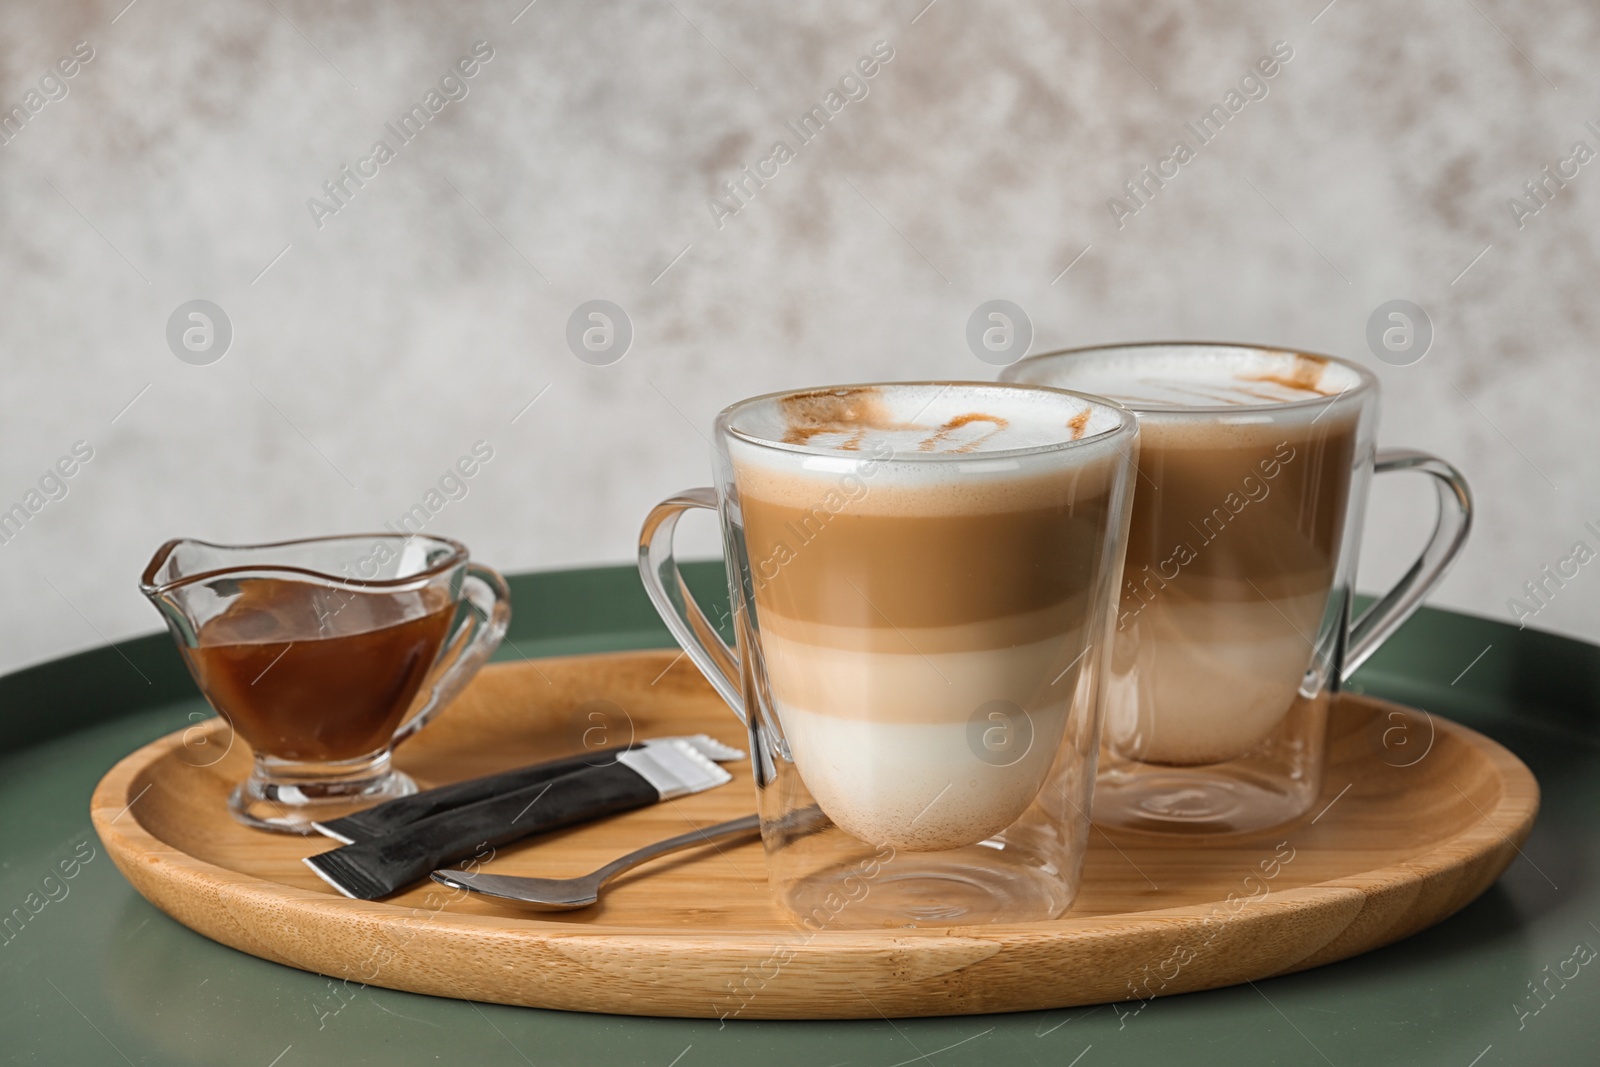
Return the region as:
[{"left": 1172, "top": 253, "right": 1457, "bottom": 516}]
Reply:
[{"left": 181, "top": 580, "right": 456, "bottom": 762}]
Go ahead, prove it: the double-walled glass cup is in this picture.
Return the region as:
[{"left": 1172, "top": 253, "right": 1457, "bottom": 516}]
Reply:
[
  {"left": 1004, "top": 343, "right": 1472, "bottom": 833},
  {"left": 639, "top": 382, "right": 1139, "bottom": 926},
  {"left": 141, "top": 535, "right": 510, "bottom": 834}
]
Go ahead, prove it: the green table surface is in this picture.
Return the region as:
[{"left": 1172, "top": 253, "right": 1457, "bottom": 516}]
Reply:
[{"left": 2, "top": 564, "right": 1597, "bottom": 1066}]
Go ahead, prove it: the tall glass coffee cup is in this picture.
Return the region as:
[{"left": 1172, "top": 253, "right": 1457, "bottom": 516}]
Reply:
[
  {"left": 1003, "top": 343, "right": 1471, "bottom": 833},
  {"left": 639, "top": 382, "right": 1139, "bottom": 926}
]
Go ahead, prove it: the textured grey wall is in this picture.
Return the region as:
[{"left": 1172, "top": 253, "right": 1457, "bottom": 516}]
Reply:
[{"left": 0, "top": 0, "right": 1595, "bottom": 676}]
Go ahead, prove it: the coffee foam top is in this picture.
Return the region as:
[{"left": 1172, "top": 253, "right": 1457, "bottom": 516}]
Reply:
[
  {"left": 725, "top": 384, "right": 1124, "bottom": 457},
  {"left": 1007, "top": 347, "right": 1366, "bottom": 413},
  {"left": 722, "top": 384, "right": 1130, "bottom": 515}
]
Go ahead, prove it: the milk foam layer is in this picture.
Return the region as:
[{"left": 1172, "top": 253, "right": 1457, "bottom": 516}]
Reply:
[
  {"left": 725, "top": 386, "right": 1132, "bottom": 520},
  {"left": 1009, "top": 347, "right": 1366, "bottom": 411},
  {"left": 725, "top": 384, "right": 1125, "bottom": 461}
]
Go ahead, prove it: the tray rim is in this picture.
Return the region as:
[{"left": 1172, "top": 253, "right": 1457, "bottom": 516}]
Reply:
[{"left": 88, "top": 649, "right": 1541, "bottom": 1017}]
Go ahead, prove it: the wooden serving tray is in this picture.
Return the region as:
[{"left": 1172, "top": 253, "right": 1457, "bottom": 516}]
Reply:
[{"left": 91, "top": 651, "right": 1538, "bottom": 1020}]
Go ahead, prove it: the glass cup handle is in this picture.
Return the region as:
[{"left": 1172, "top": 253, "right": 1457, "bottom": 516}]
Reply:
[
  {"left": 1344, "top": 449, "right": 1473, "bottom": 675},
  {"left": 638, "top": 487, "right": 744, "bottom": 722},
  {"left": 392, "top": 563, "right": 512, "bottom": 747}
]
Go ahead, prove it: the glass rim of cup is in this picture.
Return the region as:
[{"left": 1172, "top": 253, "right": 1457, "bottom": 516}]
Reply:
[
  {"left": 140, "top": 533, "right": 470, "bottom": 596},
  {"left": 713, "top": 379, "right": 1138, "bottom": 462},
  {"left": 1002, "top": 341, "right": 1378, "bottom": 418}
]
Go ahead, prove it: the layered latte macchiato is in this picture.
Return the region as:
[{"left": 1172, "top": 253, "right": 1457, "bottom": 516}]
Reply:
[
  {"left": 643, "top": 379, "right": 1141, "bottom": 923},
  {"left": 722, "top": 385, "right": 1128, "bottom": 850},
  {"left": 1009, "top": 349, "right": 1361, "bottom": 766}
]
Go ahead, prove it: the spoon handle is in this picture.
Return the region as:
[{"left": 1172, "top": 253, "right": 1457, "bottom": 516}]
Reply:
[{"left": 590, "top": 813, "right": 762, "bottom": 890}]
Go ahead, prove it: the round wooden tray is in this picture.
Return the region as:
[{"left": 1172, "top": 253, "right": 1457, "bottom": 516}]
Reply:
[{"left": 90, "top": 650, "right": 1538, "bottom": 1020}]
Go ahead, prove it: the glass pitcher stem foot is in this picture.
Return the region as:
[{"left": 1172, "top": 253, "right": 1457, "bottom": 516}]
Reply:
[{"left": 228, "top": 765, "right": 417, "bottom": 835}]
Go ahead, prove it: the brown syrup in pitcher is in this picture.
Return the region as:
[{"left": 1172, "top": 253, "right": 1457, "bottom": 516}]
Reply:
[{"left": 180, "top": 578, "right": 456, "bottom": 762}]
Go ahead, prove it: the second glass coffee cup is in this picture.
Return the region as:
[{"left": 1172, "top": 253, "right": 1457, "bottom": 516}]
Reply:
[
  {"left": 1004, "top": 343, "right": 1472, "bottom": 833},
  {"left": 640, "top": 382, "right": 1139, "bottom": 926}
]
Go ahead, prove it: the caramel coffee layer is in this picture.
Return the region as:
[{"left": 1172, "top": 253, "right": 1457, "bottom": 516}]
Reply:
[
  {"left": 738, "top": 467, "right": 1117, "bottom": 631},
  {"left": 1120, "top": 414, "right": 1356, "bottom": 605},
  {"left": 739, "top": 495, "right": 1107, "bottom": 630}
]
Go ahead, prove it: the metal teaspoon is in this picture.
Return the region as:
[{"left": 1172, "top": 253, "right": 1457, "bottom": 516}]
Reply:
[{"left": 430, "top": 813, "right": 762, "bottom": 910}]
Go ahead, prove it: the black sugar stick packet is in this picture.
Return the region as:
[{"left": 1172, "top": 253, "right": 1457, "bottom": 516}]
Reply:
[
  {"left": 313, "top": 733, "right": 744, "bottom": 844},
  {"left": 303, "top": 738, "right": 737, "bottom": 900}
]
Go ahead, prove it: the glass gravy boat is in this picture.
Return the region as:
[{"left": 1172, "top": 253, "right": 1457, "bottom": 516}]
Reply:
[{"left": 141, "top": 534, "right": 510, "bottom": 834}]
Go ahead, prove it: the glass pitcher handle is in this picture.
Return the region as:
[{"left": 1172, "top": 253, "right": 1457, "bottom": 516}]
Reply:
[
  {"left": 392, "top": 563, "right": 511, "bottom": 747},
  {"left": 637, "top": 488, "right": 744, "bottom": 721},
  {"left": 1345, "top": 449, "right": 1473, "bottom": 675}
]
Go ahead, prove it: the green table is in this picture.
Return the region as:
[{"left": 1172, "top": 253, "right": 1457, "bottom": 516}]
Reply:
[{"left": 2, "top": 565, "right": 1596, "bottom": 1066}]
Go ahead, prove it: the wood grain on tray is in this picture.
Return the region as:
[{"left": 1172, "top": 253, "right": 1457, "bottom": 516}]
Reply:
[{"left": 91, "top": 652, "right": 1538, "bottom": 1019}]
